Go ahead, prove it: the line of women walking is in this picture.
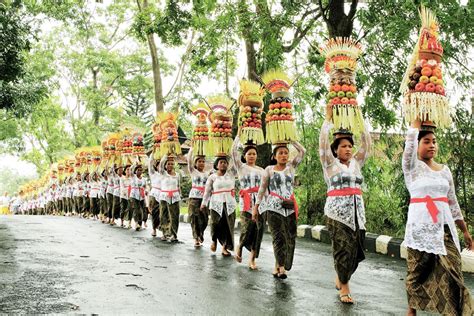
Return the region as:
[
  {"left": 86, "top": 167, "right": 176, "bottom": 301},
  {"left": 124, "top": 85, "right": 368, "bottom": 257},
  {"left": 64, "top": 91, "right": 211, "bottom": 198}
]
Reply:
[{"left": 15, "top": 108, "right": 473, "bottom": 314}]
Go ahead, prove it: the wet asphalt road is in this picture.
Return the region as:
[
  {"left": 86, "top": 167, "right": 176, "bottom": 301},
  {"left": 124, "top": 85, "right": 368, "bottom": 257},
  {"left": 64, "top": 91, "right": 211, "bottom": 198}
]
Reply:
[{"left": 1, "top": 215, "right": 473, "bottom": 315}]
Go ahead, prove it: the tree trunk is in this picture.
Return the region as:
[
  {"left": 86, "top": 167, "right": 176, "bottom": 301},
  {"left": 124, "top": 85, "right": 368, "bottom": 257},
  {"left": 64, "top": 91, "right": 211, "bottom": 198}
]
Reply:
[
  {"left": 323, "top": 0, "right": 358, "bottom": 38},
  {"left": 137, "top": 0, "right": 164, "bottom": 114},
  {"left": 91, "top": 67, "right": 100, "bottom": 125},
  {"left": 238, "top": 0, "right": 258, "bottom": 82},
  {"left": 146, "top": 31, "right": 164, "bottom": 113}
]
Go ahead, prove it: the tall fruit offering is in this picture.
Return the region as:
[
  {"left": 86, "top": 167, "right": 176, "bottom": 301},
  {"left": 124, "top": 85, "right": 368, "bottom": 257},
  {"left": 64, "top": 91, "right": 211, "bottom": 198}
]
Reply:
[
  {"left": 262, "top": 70, "right": 297, "bottom": 144},
  {"left": 238, "top": 80, "right": 265, "bottom": 145},
  {"left": 159, "top": 112, "right": 181, "bottom": 157},
  {"left": 319, "top": 38, "right": 364, "bottom": 134},
  {"left": 400, "top": 5, "right": 449, "bottom": 128},
  {"left": 207, "top": 95, "right": 233, "bottom": 157},
  {"left": 191, "top": 103, "right": 210, "bottom": 156}
]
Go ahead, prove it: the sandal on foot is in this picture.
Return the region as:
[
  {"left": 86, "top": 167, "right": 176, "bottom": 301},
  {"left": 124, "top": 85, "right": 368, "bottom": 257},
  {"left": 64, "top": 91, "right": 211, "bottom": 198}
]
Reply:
[
  {"left": 210, "top": 243, "right": 217, "bottom": 252},
  {"left": 235, "top": 254, "right": 242, "bottom": 263},
  {"left": 339, "top": 294, "right": 354, "bottom": 304},
  {"left": 222, "top": 251, "right": 231, "bottom": 257},
  {"left": 248, "top": 263, "right": 258, "bottom": 271},
  {"left": 277, "top": 273, "right": 288, "bottom": 280}
]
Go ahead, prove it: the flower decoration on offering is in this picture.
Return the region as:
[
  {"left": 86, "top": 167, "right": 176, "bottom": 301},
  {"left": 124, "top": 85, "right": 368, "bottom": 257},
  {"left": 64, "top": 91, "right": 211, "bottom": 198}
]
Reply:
[
  {"left": 400, "top": 5, "right": 449, "bottom": 128},
  {"left": 67, "top": 158, "right": 75, "bottom": 174},
  {"left": 207, "top": 95, "right": 234, "bottom": 157},
  {"left": 74, "top": 148, "right": 88, "bottom": 173},
  {"left": 74, "top": 151, "right": 82, "bottom": 170},
  {"left": 320, "top": 38, "right": 364, "bottom": 134},
  {"left": 132, "top": 132, "right": 146, "bottom": 157},
  {"left": 238, "top": 80, "right": 265, "bottom": 145},
  {"left": 107, "top": 133, "right": 119, "bottom": 158},
  {"left": 121, "top": 129, "right": 133, "bottom": 157},
  {"left": 158, "top": 111, "right": 181, "bottom": 156},
  {"left": 115, "top": 139, "right": 123, "bottom": 156},
  {"left": 101, "top": 140, "right": 109, "bottom": 161},
  {"left": 57, "top": 160, "right": 65, "bottom": 181},
  {"left": 151, "top": 122, "right": 162, "bottom": 159},
  {"left": 191, "top": 103, "right": 210, "bottom": 156},
  {"left": 86, "top": 150, "right": 93, "bottom": 166},
  {"left": 91, "top": 146, "right": 102, "bottom": 166},
  {"left": 50, "top": 163, "right": 58, "bottom": 180},
  {"left": 262, "top": 69, "right": 297, "bottom": 144}
]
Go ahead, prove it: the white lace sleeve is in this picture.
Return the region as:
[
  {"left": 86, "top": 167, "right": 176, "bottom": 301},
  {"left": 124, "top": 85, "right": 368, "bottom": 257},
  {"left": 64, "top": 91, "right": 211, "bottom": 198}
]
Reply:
[
  {"left": 402, "top": 127, "right": 419, "bottom": 183},
  {"left": 354, "top": 121, "right": 371, "bottom": 167},
  {"left": 446, "top": 167, "right": 463, "bottom": 221},
  {"left": 319, "top": 120, "right": 336, "bottom": 169},
  {"left": 201, "top": 174, "right": 214, "bottom": 208},
  {"left": 256, "top": 166, "right": 270, "bottom": 205},
  {"left": 159, "top": 154, "right": 167, "bottom": 175},
  {"left": 186, "top": 148, "right": 194, "bottom": 174},
  {"left": 148, "top": 157, "right": 155, "bottom": 176},
  {"left": 231, "top": 135, "right": 243, "bottom": 171},
  {"left": 291, "top": 140, "right": 306, "bottom": 168}
]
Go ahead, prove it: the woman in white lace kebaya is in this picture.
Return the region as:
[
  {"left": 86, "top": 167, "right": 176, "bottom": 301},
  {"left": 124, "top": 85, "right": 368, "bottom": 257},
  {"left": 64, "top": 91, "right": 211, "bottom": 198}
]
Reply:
[
  {"left": 319, "top": 105, "right": 371, "bottom": 304},
  {"left": 201, "top": 156, "right": 237, "bottom": 256},
  {"left": 148, "top": 156, "right": 162, "bottom": 237},
  {"left": 403, "top": 120, "right": 473, "bottom": 316},
  {"left": 159, "top": 155, "right": 182, "bottom": 242},
  {"left": 187, "top": 148, "right": 210, "bottom": 248},
  {"left": 129, "top": 163, "right": 146, "bottom": 231},
  {"left": 119, "top": 164, "right": 132, "bottom": 228},
  {"left": 253, "top": 141, "right": 305, "bottom": 279},
  {"left": 232, "top": 136, "right": 266, "bottom": 270}
]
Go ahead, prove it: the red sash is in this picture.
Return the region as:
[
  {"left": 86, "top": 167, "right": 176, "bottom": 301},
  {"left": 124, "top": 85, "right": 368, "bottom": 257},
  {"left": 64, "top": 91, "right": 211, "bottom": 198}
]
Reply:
[
  {"left": 410, "top": 195, "right": 448, "bottom": 224},
  {"left": 212, "top": 189, "right": 235, "bottom": 197},
  {"left": 269, "top": 191, "right": 298, "bottom": 217},
  {"left": 130, "top": 186, "right": 146, "bottom": 199},
  {"left": 239, "top": 186, "right": 259, "bottom": 212},
  {"left": 192, "top": 186, "right": 205, "bottom": 192},
  {"left": 327, "top": 188, "right": 362, "bottom": 196},
  {"left": 162, "top": 189, "right": 179, "bottom": 198}
]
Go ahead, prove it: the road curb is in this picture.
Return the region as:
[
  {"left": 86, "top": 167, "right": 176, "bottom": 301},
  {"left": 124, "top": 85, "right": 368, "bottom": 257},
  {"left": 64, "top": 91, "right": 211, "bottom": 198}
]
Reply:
[
  {"left": 177, "top": 216, "right": 474, "bottom": 273},
  {"left": 295, "top": 223, "right": 474, "bottom": 273}
]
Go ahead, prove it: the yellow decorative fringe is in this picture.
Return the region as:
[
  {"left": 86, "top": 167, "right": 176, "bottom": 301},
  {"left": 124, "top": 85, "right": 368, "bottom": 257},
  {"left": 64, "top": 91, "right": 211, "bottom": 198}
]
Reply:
[
  {"left": 160, "top": 141, "right": 182, "bottom": 157},
  {"left": 403, "top": 92, "right": 451, "bottom": 128},
  {"left": 266, "top": 121, "right": 297, "bottom": 144},
  {"left": 331, "top": 105, "right": 364, "bottom": 135},
  {"left": 192, "top": 140, "right": 209, "bottom": 157},
  {"left": 262, "top": 70, "right": 293, "bottom": 87},
  {"left": 240, "top": 128, "right": 264, "bottom": 145},
  {"left": 209, "top": 137, "right": 232, "bottom": 157},
  {"left": 153, "top": 148, "right": 161, "bottom": 160}
]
